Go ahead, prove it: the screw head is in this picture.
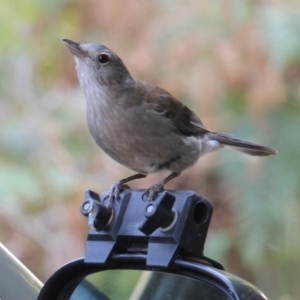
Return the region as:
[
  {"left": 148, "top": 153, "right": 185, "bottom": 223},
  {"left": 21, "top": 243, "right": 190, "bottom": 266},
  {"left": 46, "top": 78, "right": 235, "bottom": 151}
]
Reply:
[
  {"left": 146, "top": 204, "right": 154, "bottom": 213},
  {"left": 83, "top": 202, "right": 91, "bottom": 211}
]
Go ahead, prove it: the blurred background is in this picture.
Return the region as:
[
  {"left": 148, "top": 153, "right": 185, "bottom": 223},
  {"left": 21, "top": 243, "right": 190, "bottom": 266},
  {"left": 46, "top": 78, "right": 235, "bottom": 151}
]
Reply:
[{"left": 0, "top": 0, "right": 300, "bottom": 299}]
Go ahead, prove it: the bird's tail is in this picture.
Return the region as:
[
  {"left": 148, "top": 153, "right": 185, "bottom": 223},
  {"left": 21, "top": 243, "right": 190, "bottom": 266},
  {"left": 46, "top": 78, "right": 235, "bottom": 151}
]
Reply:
[{"left": 207, "top": 132, "right": 277, "bottom": 156}]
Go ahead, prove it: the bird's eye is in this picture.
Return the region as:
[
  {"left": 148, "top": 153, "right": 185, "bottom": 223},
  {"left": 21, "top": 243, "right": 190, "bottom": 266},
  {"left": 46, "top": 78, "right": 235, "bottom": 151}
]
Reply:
[{"left": 98, "top": 54, "right": 109, "bottom": 64}]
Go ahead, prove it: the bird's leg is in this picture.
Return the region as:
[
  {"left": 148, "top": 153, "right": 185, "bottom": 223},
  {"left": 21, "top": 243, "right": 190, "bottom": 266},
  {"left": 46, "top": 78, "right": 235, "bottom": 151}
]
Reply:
[
  {"left": 143, "top": 172, "right": 179, "bottom": 201},
  {"left": 107, "top": 173, "right": 147, "bottom": 206}
]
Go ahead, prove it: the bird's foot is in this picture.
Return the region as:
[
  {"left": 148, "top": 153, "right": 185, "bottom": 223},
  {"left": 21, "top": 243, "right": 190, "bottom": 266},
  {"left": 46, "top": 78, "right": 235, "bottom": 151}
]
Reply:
[
  {"left": 142, "top": 183, "right": 164, "bottom": 201},
  {"left": 105, "top": 181, "right": 130, "bottom": 207}
]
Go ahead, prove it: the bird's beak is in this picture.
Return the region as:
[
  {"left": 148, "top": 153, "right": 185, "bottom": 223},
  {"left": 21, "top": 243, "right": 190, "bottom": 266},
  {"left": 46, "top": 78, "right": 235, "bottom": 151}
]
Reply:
[{"left": 62, "top": 39, "right": 86, "bottom": 59}]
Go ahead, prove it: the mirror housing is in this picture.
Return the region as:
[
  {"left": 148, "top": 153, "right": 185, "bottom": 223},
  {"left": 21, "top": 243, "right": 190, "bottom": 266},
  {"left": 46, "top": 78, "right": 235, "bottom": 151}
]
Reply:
[{"left": 38, "top": 189, "right": 268, "bottom": 300}]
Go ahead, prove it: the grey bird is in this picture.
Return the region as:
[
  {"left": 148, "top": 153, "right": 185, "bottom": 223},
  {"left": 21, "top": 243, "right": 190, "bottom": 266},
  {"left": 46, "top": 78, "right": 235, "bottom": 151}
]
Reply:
[{"left": 63, "top": 39, "right": 277, "bottom": 203}]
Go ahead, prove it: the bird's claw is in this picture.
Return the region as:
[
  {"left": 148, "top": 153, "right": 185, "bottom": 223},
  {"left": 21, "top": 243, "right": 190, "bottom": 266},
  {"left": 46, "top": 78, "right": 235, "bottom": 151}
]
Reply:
[
  {"left": 104, "top": 182, "right": 130, "bottom": 207},
  {"left": 142, "top": 183, "right": 164, "bottom": 201}
]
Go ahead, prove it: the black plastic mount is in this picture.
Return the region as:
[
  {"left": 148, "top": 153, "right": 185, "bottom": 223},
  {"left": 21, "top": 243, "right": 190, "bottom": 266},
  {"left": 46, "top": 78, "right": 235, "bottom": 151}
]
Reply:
[{"left": 81, "top": 189, "right": 213, "bottom": 268}]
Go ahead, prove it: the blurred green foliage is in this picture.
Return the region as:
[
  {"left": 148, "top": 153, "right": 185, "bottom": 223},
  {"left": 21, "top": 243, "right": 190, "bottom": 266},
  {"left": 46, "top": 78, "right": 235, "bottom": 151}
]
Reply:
[{"left": 1, "top": 1, "right": 300, "bottom": 299}]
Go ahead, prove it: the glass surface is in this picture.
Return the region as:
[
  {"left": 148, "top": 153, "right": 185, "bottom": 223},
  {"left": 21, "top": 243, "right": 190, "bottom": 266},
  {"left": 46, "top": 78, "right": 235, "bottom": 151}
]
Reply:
[
  {"left": 70, "top": 269, "right": 231, "bottom": 300},
  {"left": 0, "top": 243, "right": 42, "bottom": 300}
]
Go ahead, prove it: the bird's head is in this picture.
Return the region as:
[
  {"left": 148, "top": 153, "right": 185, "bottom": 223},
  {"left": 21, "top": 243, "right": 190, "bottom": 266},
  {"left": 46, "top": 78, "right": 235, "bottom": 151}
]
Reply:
[{"left": 63, "top": 39, "right": 132, "bottom": 88}]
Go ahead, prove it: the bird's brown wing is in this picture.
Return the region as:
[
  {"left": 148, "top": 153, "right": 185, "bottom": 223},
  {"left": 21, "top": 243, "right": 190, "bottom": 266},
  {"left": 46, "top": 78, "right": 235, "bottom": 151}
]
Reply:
[
  {"left": 146, "top": 85, "right": 209, "bottom": 136},
  {"left": 172, "top": 104, "right": 209, "bottom": 135}
]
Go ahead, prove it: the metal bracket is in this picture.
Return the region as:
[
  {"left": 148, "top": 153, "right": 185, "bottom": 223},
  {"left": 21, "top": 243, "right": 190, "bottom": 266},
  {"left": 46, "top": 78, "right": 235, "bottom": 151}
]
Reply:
[{"left": 81, "top": 189, "right": 213, "bottom": 268}]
